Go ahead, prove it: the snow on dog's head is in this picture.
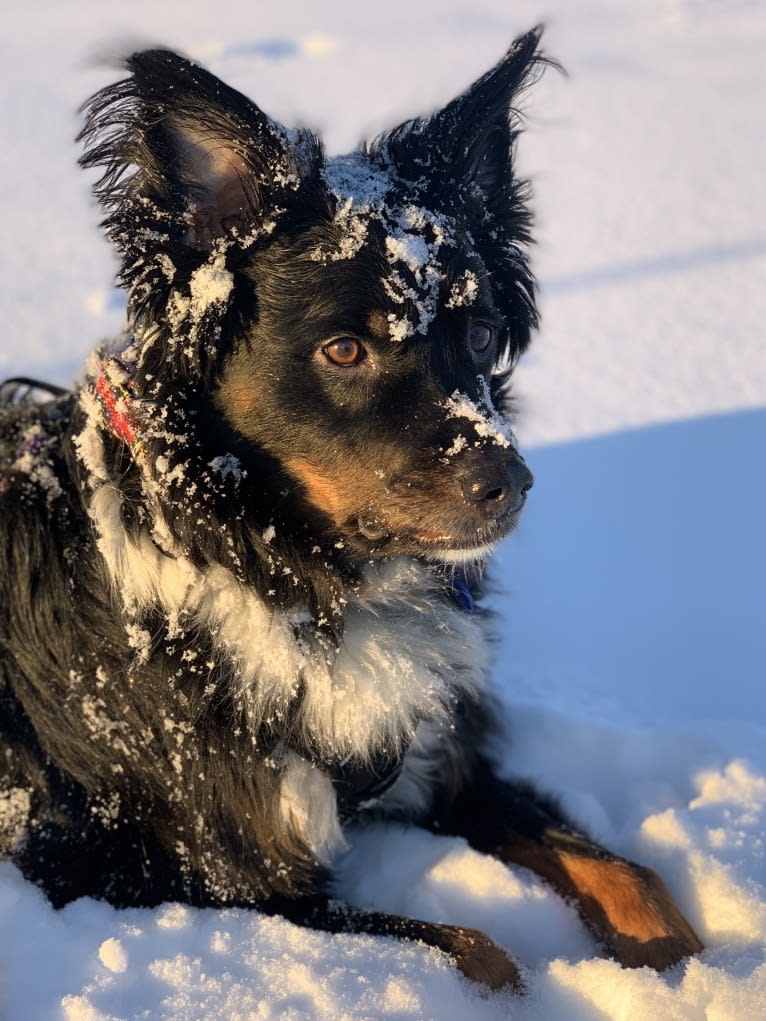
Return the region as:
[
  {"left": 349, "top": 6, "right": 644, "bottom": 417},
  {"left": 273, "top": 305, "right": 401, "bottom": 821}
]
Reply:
[{"left": 78, "top": 31, "right": 544, "bottom": 607}]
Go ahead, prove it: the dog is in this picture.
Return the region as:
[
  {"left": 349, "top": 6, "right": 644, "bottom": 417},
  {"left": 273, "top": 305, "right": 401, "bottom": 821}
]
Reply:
[{"left": 0, "top": 27, "right": 702, "bottom": 991}]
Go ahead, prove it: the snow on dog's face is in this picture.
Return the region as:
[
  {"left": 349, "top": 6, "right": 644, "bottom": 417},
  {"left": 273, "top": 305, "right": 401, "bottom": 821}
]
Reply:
[{"left": 80, "top": 32, "right": 543, "bottom": 567}]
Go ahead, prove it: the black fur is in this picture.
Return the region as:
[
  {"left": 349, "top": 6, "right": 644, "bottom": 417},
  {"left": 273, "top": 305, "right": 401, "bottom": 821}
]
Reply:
[{"left": 0, "top": 29, "right": 702, "bottom": 989}]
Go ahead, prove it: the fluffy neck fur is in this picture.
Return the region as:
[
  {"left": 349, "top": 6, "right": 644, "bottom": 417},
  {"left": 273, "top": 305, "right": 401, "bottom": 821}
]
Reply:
[{"left": 76, "top": 388, "right": 488, "bottom": 767}]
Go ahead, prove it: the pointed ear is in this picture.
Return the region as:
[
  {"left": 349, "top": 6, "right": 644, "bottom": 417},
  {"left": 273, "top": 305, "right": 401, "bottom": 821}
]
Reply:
[
  {"left": 374, "top": 27, "right": 550, "bottom": 358},
  {"left": 377, "top": 27, "right": 546, "bottom": 216},
  {"left": 79, "top": 48, "right": 323, "bottom": 252}
]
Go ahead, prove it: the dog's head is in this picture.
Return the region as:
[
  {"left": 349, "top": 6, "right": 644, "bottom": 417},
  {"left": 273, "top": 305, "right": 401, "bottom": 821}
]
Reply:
[{"left": 81, "top": 29, "right": 545, "bottom": 585}]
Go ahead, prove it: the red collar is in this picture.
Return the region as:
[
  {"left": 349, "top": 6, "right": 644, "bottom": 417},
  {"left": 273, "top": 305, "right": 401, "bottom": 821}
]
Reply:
[{"left": 94, "top": 359, "right": 144, "bottom": 458}]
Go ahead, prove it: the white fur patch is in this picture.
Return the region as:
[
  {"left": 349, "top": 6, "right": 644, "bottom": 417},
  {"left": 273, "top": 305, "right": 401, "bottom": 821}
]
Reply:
[
  {"left": 278, "top": 749, "right": 347, "bottom": 862},
  {"left": 87, "top": 486, "right": 198, "bottom": 616},
  {"left": 426, "top": 542, "right": 498, "bottom": 566},
  {"left": 85, "top": 483, "right": 488, "bottom": 765},
  {"left": 77, "top": 383, "right": 492, "bottom": 858}
]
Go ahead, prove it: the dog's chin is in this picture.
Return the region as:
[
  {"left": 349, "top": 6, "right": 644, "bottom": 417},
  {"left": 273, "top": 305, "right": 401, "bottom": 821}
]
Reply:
[
  {"left": 423, "top": 541, "right": 499, "bottom": 566},
  {"left": 350, "top": 507, "right": 521, "bottom": 565}
]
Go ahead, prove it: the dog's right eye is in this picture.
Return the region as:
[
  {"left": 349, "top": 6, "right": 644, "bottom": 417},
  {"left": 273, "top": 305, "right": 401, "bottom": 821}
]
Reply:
[
  {"left": 323, "top": 337, "right": 367, "bottom": 367},
  {"left": 469, "top": 322, "right": 495, "bottom": 354}
]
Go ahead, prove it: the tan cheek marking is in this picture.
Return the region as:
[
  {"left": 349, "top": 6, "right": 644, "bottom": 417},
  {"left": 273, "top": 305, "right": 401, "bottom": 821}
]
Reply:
[
  {"left": 285, "top": 458, "right": 355, "bottom": 524},
  {"left": 286, "top": 456, "right": 403, "bottom": 527},
  {"left": 215, "top": 376, "right": 260, "bottom": 435}
]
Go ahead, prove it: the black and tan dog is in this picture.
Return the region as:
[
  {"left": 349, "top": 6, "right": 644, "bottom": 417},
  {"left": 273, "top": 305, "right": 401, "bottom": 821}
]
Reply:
[{"left": 0, "top": 28, "right": 702, "bottom": 989}]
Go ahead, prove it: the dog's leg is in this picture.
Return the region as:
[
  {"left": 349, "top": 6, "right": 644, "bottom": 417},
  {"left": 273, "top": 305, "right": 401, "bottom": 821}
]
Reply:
[
  {"left": 437, "top": 758, "right": 703, "bottom": 971},
  {"left": 273, "top": 894, "right": 523, "bottom": 991}
]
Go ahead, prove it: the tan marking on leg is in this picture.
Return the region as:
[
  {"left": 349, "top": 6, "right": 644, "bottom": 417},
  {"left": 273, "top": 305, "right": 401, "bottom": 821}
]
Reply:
[
  {"left": 557, "top": 851, "right": 703, "bottom": 951},
  {"left": 498, "top": 833, "right": 703, "bottom": 970}
]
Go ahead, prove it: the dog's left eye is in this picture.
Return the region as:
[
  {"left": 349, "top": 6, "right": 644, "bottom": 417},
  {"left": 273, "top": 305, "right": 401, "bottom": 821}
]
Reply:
[
  {"left": 323, "top": 337, "right": 367, "bottom": 367},
  {"left": 469, "top": 322, "right": 494, "bottom": 354}
]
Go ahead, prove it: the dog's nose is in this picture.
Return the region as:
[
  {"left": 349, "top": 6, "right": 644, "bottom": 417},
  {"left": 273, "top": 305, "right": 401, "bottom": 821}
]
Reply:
[{"left": 460, "top": 458, "right": 533, "bottom": 519}]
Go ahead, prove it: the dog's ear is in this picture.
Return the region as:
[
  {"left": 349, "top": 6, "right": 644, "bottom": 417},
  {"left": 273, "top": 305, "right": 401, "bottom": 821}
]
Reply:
[
  {"left": 80, "top": 48, "right": 322, "bottom": 255},
  {"left": 378, "top": 27, "right": 544, "bottom": 226},
  {"left": 79, "top": 49, "right": 326, "bottom": 382},
  {"left": 374, "top": 27, "right": 548, "bottom": 358}
]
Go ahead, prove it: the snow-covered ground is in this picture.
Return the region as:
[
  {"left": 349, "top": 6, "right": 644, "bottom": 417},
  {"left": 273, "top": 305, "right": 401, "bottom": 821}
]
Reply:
[{"left": 2, "top": 0, "right": 765, "bottom": 1017}]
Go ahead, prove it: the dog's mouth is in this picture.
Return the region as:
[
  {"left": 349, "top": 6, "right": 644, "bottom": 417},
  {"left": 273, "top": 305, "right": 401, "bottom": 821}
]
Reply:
[{"left": 354, "top": 494, "right": 526, "bottom": 562}]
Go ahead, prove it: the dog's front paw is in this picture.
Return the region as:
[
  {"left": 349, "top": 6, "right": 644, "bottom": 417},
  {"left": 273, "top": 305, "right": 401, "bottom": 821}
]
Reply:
[
  {"left": 431, "top": 924, "right": 523, "bottom": 991},
  {"left": 559, "top": 853, "right": 704, "bottom": 970},
  {"left": 596, "top": 863, "right": 704, "bottom": 971}
]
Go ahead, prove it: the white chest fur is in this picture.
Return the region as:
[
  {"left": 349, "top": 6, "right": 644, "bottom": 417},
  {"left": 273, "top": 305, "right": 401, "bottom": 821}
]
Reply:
[
  {"left": 88, "top": 483, "right": 488, "bottom": 762},
  {"left": 86, "top": 479, "right": 489, "bottom": 860}
]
